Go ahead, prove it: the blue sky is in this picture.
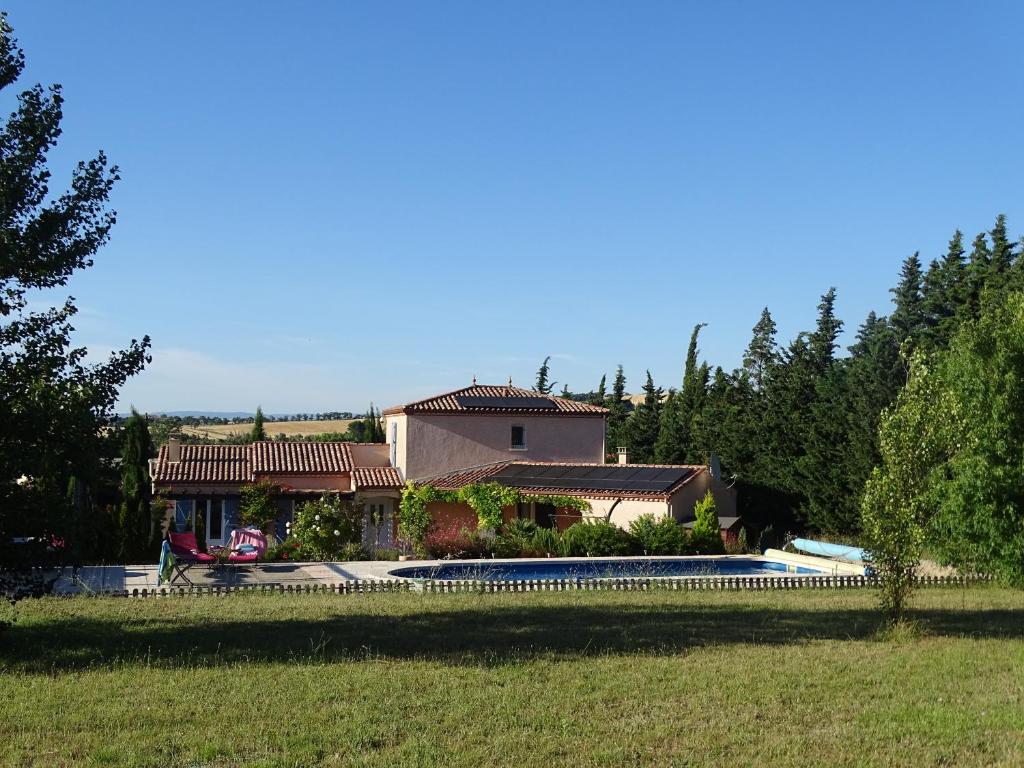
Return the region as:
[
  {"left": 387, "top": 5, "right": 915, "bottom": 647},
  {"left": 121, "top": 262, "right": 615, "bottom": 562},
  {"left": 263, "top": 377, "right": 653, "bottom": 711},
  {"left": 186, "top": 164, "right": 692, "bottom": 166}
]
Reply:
[{"left": 6, "top": 2, "right": 1023, "bottom": 413}]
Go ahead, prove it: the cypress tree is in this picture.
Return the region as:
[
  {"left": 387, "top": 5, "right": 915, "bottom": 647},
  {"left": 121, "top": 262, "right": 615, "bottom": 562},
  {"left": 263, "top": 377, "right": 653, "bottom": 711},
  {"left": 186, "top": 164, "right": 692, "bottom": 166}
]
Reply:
[
  {"left": 890, "top": 254, "right": 925, "bottom": 347},
  {"left": 965, "top": 231, "right": 991, "bottom": 318},
  {"left": 655, "top": 324, "right": 706, "bottom": 464},
  {"left": 118, "top": 409, "right": 155, "bottom": 561},
  {"left": 590, "top": 374, "right": 607, "bottom": 407},
  {"left": 605, "top": 365, "right": 628, "bottom": 455},
  {"left": 808, "top": 288, "right": 843, "bottom": 374},
  {"left": 743, "top": 308, "right": 778, "bottom": 390},
  {"left": 251, "top": 406, "right": 267, "bottom": 442},
  {"left": 535, "top": 356, "right": 556, "bottom": 394},
  {"left": 625, "top": 371, "right": 663, "bottom": 464},
  {"left": 560, "top": 384, "right": 572, "bottom": 399}
]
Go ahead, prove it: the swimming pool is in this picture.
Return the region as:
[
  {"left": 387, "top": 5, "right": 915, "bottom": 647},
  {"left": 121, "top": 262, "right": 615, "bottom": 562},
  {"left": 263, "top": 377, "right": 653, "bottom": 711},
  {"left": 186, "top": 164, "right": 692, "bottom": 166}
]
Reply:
[{"left": 388, "top": 557, "right": 823, "bottom": 581}]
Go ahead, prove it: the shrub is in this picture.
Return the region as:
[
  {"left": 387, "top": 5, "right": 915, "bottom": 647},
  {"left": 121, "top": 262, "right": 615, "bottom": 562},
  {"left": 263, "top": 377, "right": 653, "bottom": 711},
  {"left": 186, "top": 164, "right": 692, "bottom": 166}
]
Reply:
[
  {"left": 561, "top": 520, "right": 632, "bottom": 557},
  {"left": 530, "top": 526, "right": 565, "bottom": 557},
  {"left": 290, "top": 494, "right": 363, "bottom": 560},
  {"left": 239, "top": 480, "right": 279, "bottom": 534},
  {"left": 264, "top": 539, "right": 302, "bottom": 562},
  {"left": 690, "top": 491, "right": 724, "bottom": 554},
  {"left": 629, "top": 514, "right": 688, "bottom": 555},
  {"left": 424, "top": 524, "right": 493, "bottom": 559},
  {"left": 369, "top": 547, "right": 403, "bottom": 561},
  {"left": 494, "top": 518, "right": 541, "bottom": 558}
]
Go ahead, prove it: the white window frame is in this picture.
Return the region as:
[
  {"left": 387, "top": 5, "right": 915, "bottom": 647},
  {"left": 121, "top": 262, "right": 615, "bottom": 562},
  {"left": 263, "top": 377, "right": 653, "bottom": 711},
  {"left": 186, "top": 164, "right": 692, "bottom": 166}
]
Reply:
[{"left": 510, "top": 423, "right": 527, "bottom": 451}]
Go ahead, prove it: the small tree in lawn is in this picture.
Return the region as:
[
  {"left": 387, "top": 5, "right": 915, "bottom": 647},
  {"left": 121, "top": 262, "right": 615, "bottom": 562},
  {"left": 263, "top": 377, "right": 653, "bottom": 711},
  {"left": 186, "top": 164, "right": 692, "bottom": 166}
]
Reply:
[
  {"left": 861, "top": 350, "right": 950, "bottom": 626},
  {"left": 251, "top": 406, "right": 267, "bottom": 442},
  {"left": 239, "top": 480, "right": 279, "bottom": 535},
  {"left": 690, "top": 490, "right": 724, "bottom": 553}
]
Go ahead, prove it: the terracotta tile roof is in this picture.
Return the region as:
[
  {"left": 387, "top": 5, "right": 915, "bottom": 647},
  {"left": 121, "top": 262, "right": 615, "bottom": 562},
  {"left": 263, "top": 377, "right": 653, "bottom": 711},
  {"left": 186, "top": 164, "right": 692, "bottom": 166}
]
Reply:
[
  {"left": 381, "top": 384, "right": 607, "bottom": 416},
  {"left": 153, "top": 441, "right": 357, "bottom": 485},
  {"left": 251, "top": 441, "right": 352, "bottom": 474},
  {"left": 416, "top": 461, "right": 706, "bottom": 500},
  {"left": 152, "top": 444, "right": 252, "bottom": 484},
  {"left": 353, "top": 466, "right": 404, "bottom": 490}
]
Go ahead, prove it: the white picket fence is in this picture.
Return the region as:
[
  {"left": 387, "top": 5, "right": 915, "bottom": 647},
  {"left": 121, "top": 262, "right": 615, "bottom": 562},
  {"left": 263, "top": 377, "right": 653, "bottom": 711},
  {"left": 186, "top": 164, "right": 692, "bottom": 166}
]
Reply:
[{"left": 83, "top": 572, "right": 990, "bottom": 598}]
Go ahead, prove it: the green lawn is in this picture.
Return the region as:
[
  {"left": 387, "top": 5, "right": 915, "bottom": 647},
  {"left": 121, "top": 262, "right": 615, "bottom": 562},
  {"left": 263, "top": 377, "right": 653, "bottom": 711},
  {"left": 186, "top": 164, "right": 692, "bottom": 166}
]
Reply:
[{"left": 1, "top": 587, "right": 1023, "bottom": 767}]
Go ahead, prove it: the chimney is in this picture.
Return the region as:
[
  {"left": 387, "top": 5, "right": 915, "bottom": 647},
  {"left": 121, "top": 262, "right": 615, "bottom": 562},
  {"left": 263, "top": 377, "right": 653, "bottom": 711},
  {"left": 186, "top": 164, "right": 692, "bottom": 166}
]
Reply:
[
  {"left": 167, "top": 438, "right": 182, "bottom": 463},
  {"left": 617, "top": 447, "right": 628, "bottom": 465}
]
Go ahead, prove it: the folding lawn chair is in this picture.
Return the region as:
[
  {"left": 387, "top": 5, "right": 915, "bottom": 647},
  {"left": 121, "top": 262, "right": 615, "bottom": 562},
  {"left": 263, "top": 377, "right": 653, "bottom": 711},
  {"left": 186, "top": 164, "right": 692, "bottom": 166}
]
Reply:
[{"left": 163, "top": 531, "right": 217, "bottom": 586}]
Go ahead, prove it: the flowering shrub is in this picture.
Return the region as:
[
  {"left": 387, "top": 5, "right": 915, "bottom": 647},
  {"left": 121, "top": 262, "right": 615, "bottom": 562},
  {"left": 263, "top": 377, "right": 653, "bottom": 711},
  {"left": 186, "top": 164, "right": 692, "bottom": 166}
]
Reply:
[
  {"left": 265, "top": 539, "right": 303, "bottom": 562},
  {"left": 424, "top": 523, "right": 493, "bottom": 559},
  {"left": 290, "top": 494, "right": 363, "bottom": 560}
]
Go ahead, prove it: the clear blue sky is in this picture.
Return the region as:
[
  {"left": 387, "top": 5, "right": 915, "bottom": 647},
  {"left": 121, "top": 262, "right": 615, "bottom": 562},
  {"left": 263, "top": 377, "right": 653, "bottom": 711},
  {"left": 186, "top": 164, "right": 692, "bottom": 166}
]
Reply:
[{"left": 7, "top": 1, "right": 1023, "bottom": 413}]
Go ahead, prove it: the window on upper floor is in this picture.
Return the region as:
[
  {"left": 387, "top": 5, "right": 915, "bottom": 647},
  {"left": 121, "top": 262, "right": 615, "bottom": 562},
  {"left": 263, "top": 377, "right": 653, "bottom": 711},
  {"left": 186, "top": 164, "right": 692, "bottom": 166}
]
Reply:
[{"left": 511, "top": 424, "right": 526, "bottom": 450}]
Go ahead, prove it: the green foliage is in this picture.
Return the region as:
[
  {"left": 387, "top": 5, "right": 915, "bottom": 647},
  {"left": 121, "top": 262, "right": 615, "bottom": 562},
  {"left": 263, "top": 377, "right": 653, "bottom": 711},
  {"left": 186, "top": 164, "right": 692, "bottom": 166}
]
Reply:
[
  {"left": 862, "top": 351, "right": 951, "bottom": 624},
  {"left": 628, "top": 514, "right": 688, "bottom": 555},
  {"left": 456, "top": 482, "right": 520, "bottom": 530},
  {"left": 605, "top": 365, "right": 629, "bottom": 455},
  {"left": 561, "top": 520, "right": 632, "bottom": 557},
  {"left": 690, "top": 491, "right": 724, "bottom": 554},
  {"left": 251, "top": 406, "right": 267, "bottom": 442},
  {"left": 625, "top": 370, "right": 663, "bottom": 464},
  {"left": 117, "top": 409, "right": 155, "bottom": 561},
  {"left": 535, "top": 355, "right": 556, "bottom": 394},
  {"left": 0, "top": 15, "right": 150, "bottom": 578},
  {"left": 398, "top": 483, "right": 453, "bottom": 555},
  {"left": 290, "top": 494, "right": 364, "bottom": 560},
  {"left": 494, "top": 518, "right": 539, "bottom": 558},
  {"left": 239, "top": 480, "right": 279, "bottom": 534}
]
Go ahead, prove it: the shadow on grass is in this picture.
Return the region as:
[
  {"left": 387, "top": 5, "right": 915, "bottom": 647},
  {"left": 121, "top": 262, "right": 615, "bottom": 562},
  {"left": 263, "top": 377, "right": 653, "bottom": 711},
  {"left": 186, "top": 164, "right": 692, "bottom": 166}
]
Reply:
[{"left": 2, "top": 598, "right": 1022, "bottom": 672}]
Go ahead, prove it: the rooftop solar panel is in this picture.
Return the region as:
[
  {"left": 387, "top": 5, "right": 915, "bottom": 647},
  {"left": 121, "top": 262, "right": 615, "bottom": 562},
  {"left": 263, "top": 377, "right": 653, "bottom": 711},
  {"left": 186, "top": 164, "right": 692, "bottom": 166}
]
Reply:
[
  {"left": 455, "top": 395, "right": 557, "bottom": 410},
  {"left": 489, "top": 464, "right": 694, "bottom": 494}
]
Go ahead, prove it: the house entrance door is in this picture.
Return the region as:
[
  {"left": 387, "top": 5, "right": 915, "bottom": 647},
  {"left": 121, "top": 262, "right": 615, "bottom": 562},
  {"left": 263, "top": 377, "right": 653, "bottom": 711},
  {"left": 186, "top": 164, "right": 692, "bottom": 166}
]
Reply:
[
  {"left": 205, "top": 499, "right": 226, "bottom": 548},
  {"left": 364, "top": 500, "right": 394, "bottom": 549}
]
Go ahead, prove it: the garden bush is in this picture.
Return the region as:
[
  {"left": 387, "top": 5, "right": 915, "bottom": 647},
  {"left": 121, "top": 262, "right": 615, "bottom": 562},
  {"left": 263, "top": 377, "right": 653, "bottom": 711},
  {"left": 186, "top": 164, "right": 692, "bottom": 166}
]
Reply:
[
  {"left": 690, "top": 491, "right": 725, "bottom": 554},
  {"left": 494, "top": 518, "right": 542, "bottom": 558},
  {"left": 424, "top": 523, "right": 493, "bottom": 559},
  {"left": 628, "top": 514, "right": 688, "bottom": 555},
  {"left": 561, "top": 520, "right": 633, "bottom": 557},
  {"left": 290, "top": 494, "right": 363, "bottom": 560},
  {"left": 239, "top": 480, "right": 280, "bottom": 534}
]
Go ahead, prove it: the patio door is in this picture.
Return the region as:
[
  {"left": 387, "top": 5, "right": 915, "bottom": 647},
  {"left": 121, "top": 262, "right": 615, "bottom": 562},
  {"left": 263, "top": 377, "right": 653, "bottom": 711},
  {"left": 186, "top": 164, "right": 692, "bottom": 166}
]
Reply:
[
  {"left": 364, "top": 500, "right": 394, "bottom": 549},
  {"left": 205, "top": 499, "right": 226, "bottom": 548}
]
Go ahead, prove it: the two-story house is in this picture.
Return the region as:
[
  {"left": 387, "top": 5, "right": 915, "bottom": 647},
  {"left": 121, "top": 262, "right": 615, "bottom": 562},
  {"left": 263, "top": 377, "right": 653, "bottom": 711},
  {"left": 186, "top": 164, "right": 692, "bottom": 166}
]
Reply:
[{"left": 151, "top": 382, "right": 737, "bottom": 550}]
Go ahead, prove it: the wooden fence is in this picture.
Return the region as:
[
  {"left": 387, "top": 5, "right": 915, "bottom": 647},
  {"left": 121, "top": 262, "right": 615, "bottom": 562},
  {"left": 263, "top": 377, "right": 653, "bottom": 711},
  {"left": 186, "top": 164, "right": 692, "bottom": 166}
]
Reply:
[{"left": 78, "top": 573, "right": 989, "bottom": 598}]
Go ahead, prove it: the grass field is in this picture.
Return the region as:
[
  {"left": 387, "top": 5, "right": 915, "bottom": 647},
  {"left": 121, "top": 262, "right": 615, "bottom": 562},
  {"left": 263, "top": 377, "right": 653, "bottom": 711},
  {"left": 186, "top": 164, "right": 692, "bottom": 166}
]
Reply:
[
  {"left": 2, "top": 587, "right": 1023, "bottom": 767},
  {"left": 180, "top": 419, "right": 357, "bottom": 441}
]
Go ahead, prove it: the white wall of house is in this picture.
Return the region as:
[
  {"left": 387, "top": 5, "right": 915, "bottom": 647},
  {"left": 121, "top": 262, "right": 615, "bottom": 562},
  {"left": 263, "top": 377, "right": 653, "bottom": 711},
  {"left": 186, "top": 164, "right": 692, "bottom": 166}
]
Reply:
[
  {"left": 387, "top": 412, "right": 606, "bottom": 481},
  {"left": 584, "top": 497, "right": 671, "bottom": 528}
]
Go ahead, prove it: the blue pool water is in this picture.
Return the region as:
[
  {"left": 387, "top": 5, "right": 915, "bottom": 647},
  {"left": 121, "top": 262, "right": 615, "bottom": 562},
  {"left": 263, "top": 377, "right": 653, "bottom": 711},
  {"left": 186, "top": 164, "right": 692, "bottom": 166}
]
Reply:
[{"left": 389, "top": 557, "right": 822, "bottom": 581}]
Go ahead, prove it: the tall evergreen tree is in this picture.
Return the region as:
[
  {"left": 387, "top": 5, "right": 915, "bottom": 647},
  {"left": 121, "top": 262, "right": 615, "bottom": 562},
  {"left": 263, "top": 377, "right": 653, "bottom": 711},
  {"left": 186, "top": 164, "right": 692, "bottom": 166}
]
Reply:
[
  {"left": 890, "top": 254, "right": 925, "bottom": 346},
  {"left": 605, "top": 365, "right": 628, "bottom": 455},
  {"left": 534, "top": 356, "right": 556, "bottom": 394},
  {"left": 560, "top": 384, "right": 572, "bottom": 399},
  {"left": 809, "top": 288, "right": 843, "bottom": 373},
  {"left": 655, "top": 324, "right": 707, "bottom": 463},
  {"left": 590, "top": 374, "right": 607, "bottom": 407},
  {"left": 743, "top": 308, "right": 778, "bottom": 389},
  {"left": 922, "top": 230, "right": 968, "bottom": 348},
  {"left": 625, "top": 371, "right": 662, "bottom": 464},
  {"left": 118, "top": 409, "right": 155, "bottom": 561},
  {"left": 251, "top": 406, "right": 267, "bottom": 441},
  {"left": 965, "top": 231, "right": 991, "bottom": 319}
]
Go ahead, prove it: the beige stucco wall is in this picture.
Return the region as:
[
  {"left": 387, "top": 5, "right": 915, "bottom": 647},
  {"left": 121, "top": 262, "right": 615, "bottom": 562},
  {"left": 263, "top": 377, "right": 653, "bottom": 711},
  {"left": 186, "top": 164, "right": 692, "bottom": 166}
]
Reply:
[
  {"left": 394, "top": 413, "right": 605, "bottom": 481},
  {"left": 668, "top": 471, "right": 737, "bottom": 522},
  {"left": 349, "top": 443, "right": 391, "bottom": 467},
  {"left": 384, "top": 414, "right": 408, "bottom": 480},
  {"left": 584, "top": 497, "right": 671, "bottom": 528},
  {"left": 254, "top": 473, "right": 352, "bottom": 492}
]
